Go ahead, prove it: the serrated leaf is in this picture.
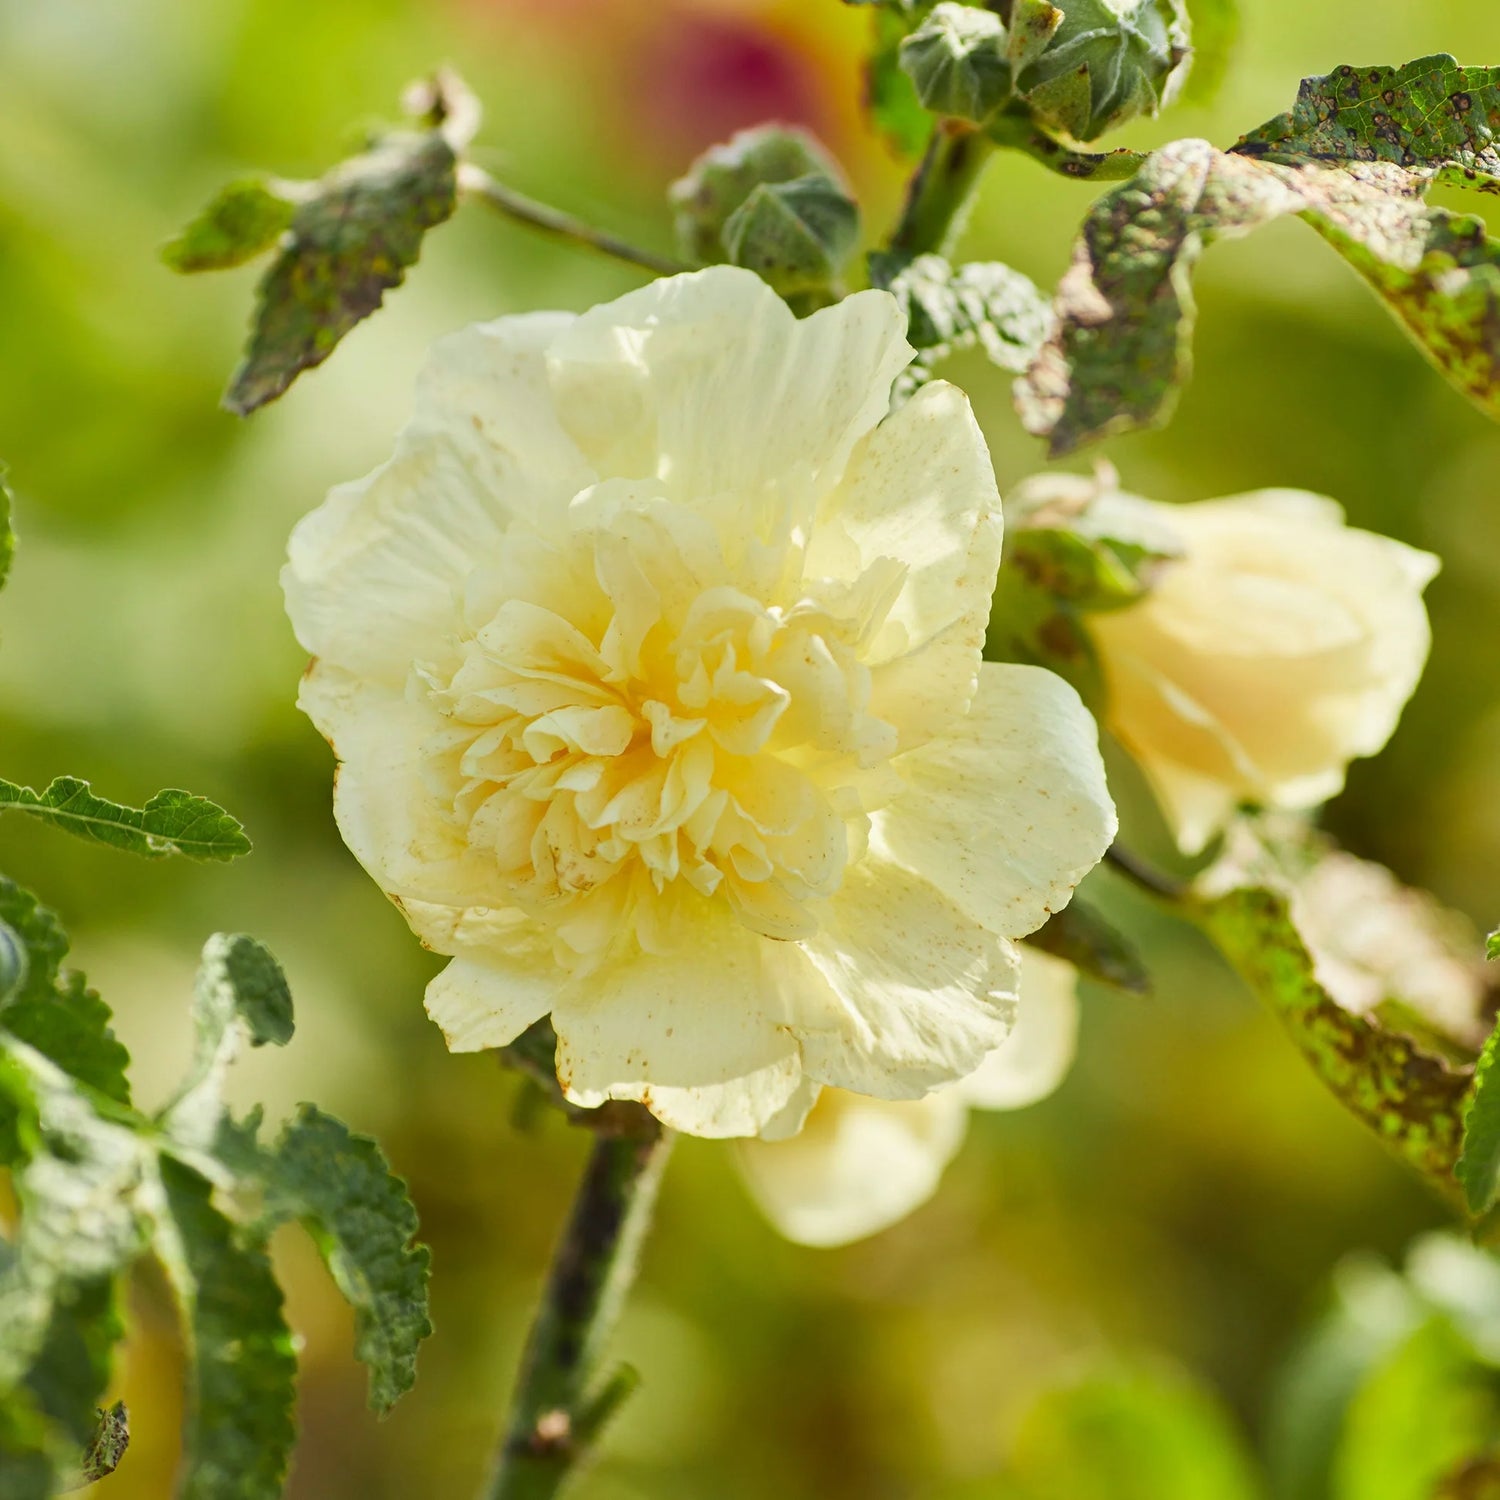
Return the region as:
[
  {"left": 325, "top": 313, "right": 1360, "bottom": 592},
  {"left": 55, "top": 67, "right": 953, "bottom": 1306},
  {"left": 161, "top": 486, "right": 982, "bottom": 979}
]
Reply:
[
  {"left": 1457, "top": 1020, "right": 1500, "bottom": 1215},
  {"left": 0, "top": 777, "right": 251, "bottom": 862},
  {"left": 268, "top": 1106, "right": 431, "bottom": 1414},
  {"left": 871, "top": 252, "right": 1050, "bottom": 394},
  {"left": 0, "top": 879, "right": 130, "bottom": 1120},
  {"left": 154, "top": 1155, "right": 297, "bottom": 1500},
  {"left": 1195, "top": 883, "right": 1472, "bottom": 1192},
  {"left": 225, "top": 131, "right": 457, "bottom": 415},
  {"left": 162, "top": 179, "right": 299, "bottom": 273},
  {"left": 1018, "top": 136, "right": 1500, "bottom": 455},
  {"left": 161, "top": 935, "right": 293, "bottom": 1156},
  {"left": 0, "top": 471, "right": 14, "bottom": 597},
  {"left": 1026, "top": 901, "right": 1151, "bottom": 994}
]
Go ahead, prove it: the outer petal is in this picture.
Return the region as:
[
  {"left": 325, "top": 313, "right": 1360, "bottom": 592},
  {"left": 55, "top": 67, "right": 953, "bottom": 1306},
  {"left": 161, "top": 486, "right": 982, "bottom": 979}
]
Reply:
[
  {"left": 734, "top": 1089, "right": 968, "bottom": 1247},
  {"left": 953, "top": 948, "right": 1079, "bottom": 1110},
  {"left": 794, "top": 858, "right": 1019, "bottom": 1099},
  {"left": 873, "top": 663, "right": 1116, "bottom": 939},
  {"left": 299, "top": 665, "right": 515, "bottom": 909},
  {"left": 551, "top": 898, "right": 806, "bottom": 1137},
  {"left": 545, "top": 267, "right": 912, "bottom": 524},
  {"left": 283, "top": 312, "right": 594, "bottom": 684},
  {"left": 424, "top": 951, "right": 556, "bottom": 1052}
]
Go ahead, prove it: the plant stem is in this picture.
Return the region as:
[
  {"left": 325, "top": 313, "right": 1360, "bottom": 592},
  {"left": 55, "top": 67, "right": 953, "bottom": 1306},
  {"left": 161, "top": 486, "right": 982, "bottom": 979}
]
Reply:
[
  {"left": 887, "top": 119, "right": 996, "bottom": 259},
  {"left": 459, "top": 163, "right": 688, "bottom": 277},
  {"left": 987, "top": 112, "right": 1147, "bottom": 182},
  {"left": 488, "top": 1123, "right": 674, "bottom": 1500},
  {"left": 1104, "top": 843, "right": 1189, "bottom": 904}
]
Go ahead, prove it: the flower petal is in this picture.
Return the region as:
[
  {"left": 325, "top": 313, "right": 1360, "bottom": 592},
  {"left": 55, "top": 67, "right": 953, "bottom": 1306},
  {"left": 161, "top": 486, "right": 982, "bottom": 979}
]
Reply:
[
  {"left": 424, "top": 951, "right": 556, "bottom": 1052},
  {"left": 873, "top": 663, "right": 1116, "bottom": 938},
  {"left": 794, "top": 858, "right": 1019, "bottom": 1099},
  {"left": 953, "top": 948, "right": 1079, "bottom": 1110},
  {"left": 735, "top": 1089, "right": 968, "bottom": 1247}
]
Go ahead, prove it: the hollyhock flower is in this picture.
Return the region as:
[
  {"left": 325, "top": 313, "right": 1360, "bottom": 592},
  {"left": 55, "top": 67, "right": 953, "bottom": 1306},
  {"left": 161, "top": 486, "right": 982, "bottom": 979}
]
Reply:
[
  {"left": 735, "top": 949, "right": 1079, "bottom": 1246},
  {"left": 284, "top": 266, "right": 1114, "bottom": 1137}
]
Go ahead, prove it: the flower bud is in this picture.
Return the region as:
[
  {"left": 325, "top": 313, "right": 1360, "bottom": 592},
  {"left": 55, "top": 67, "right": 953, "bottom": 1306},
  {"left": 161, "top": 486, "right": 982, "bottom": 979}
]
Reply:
[
  {"left": 0, "top": 918, "right": 27, "bottom": 1005},
  {"left": 898, "top": 4, "right": 1012, "bottom": 123},
  {"left": 669, "top": 125, "right": 846, "bottom": 266},
  {"left": 721, "top": 176, "right": 860, "bottom": 296},
  {"left": 1015, "top": 0, "right": 1190, "bottom": 142}
]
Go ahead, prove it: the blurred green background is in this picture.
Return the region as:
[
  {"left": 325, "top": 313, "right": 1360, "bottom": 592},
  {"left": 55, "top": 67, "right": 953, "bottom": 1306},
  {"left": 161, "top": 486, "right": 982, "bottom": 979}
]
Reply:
[{"left": 3, "top": 1, "right": 1500, "bottom": 1495}]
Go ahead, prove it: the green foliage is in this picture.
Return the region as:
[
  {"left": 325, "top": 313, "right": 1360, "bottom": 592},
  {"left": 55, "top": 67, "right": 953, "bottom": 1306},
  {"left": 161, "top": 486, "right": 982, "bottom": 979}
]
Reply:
[
  {"left": 1179, "top": 0, "right": 1240, "bottom": 106},
  {"left": 268, "top": 1106, "right": 432, "bottom": 1415},
  {"left": 0, "top": 880, "right": 432, "bottom": 1492},
  {"left": 863, "top": 7, "right": 937, "bottom": 157},
  {"left": 1019, "top": 58, "right": 1500, "bottom": 455},
  {"left": 0, "top": 471, "right": 13, "bottom": 597},
  {"left": 899, "top": 5, "right": 1011, "bottom": 124},
  {"left": 161, "top": 179, "right": 298, "bottom": 272},
  {"left": 0, "top": 776, "right": 251, "bottom": 861},
  {"left": 1457, "top": 1018, "right": 1500, "bottom": 1215},
  {"left": 669, "top": 125, "right": 845, "bottom": 265},
  {"left": 999, "top": 1362, "right": 1265, "bottom": 1500},
  {"left": 1026, "top": 900, "right": 1152, "bottom": 994},
  {"left": 1490, "top": 931, "right": 1500, "bottom": 961},
  {"left": 721, "top": 176, "right": 860, "bottom": 297},
  {"left": 1195, "top": 882, "right": 1472, "bottom": 1193}
]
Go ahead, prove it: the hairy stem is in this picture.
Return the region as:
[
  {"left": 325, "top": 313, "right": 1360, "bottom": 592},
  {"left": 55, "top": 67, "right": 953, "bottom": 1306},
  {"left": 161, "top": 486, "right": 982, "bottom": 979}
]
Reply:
[
  {"left": 987, "top": 112, "right": 1147, "bottom": 182},
  {"left": 459, "top": 163, "right": 688, "bottom": 277},
  {"left": 1104, "top": 843, "right": 1189, "bottom": 903},
  {"left": 887, "top": 119, "right": 996, "bottom": 259},
  {"left": 488, "top": 1123, "right": 674, "bottom": 1500}
]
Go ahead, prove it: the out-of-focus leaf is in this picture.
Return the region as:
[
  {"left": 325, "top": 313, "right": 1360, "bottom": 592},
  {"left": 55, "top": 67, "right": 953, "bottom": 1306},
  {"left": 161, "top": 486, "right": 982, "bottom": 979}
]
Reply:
[
  {"left": 161, "top": 179, "right": 298, "bottom": 273},
  {"left": 0, "top": 920, "right": 25, "bottom": 1006},
  {"left": 1332, "top": 1319, "right": 1495, "bottom": 1500},
  {"left": 267, "top": 1106, "right": 431, "bottom": 1415},
  {"left": 1019, "top": 139, "right": 1500, "bottom": 455},
  {"left": 1196, "top": 883, "right": 1472, "bottom": 1192},
  {"left": 154, "top": 1155, "right": 297, "bottom": 1500},
  {"left": 0, "top": 777, "right": 251, "bottom": 862},
  {"left": 225, "top": 130, "right": 457, "bottom": 415},
  {"left": 865, "top": 9, "right": 935, "bottom": 158},
  {"left": 1486, "top": 930, "right": 1499, "bottom": 961},
  {"left": 1180, "top": 0, "right": 1240, "bottom": 107},
  {"left": 871, "top": 252, "right": 1050, "bottom": 395},
  {"left": 0, "top": 471, "right": 13, "bottom": 596},
  {"left": 1004, "top": 1363, "right": 1265, "bottom": 1500},
  {"left": 1026, "top": 900, "right": 1151, "bottom": 994},
  {"left": 1006, "top": 525, "right": 1172, "bottom": 609},
  {"left": 1457, "top": 1019, "right": 1500, "bottom": 1215},
  {"left": 722, "top": 176, "right": 860, "bottom": 296},
  {"left": 1432, "top": 1457, "right": 1500, "bottom": 1499}
]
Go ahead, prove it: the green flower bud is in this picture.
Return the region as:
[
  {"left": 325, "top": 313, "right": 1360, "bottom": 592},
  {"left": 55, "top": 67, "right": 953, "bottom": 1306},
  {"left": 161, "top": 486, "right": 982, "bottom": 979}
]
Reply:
[
  {"left": 669, "top": 126, "right": 847, "bottom": 266},
  {"left": 898, "top": 4, "right": 1011, "bottom": 124},
  {"left": 1015, "top": 0, "right": 1190, "bottom": 142},
  {"left": 0, "top": 918, "right": 26, "bottom": 1005},
  {"left": 721, "top": 176, "right": 861, "bottom": 297}
]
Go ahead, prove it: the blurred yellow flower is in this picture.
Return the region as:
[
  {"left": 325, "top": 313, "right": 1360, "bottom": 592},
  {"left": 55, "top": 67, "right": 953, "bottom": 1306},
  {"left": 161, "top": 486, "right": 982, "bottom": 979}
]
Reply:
[
  {"left": 735, "top": 948, "right": 1079, "bottom": 1246},
  {"left": 1087, "top": 488, "right": 1437, "bottom": 855},
  {"left": 283, "top": 267, "right": 1115, "bottom": 1138}
]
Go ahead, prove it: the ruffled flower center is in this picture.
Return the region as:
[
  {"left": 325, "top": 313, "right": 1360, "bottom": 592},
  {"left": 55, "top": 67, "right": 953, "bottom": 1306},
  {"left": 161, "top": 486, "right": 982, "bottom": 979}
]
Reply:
[{"left": 418, "top": 491, "right": 904, "bottom": 956}]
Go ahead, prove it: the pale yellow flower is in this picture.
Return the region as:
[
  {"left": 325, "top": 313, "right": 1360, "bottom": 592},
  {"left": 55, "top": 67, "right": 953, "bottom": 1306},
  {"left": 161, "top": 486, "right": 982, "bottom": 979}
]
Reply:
[
  {"left": 734, "top": 949, "right": 1079, "bottom": 1246},
  {"left": 283, "top": 267, "right": 1115, "bottom": 1137},
  {"left": 1081, "top": 484, "right": 1437, "bottom": 854}
]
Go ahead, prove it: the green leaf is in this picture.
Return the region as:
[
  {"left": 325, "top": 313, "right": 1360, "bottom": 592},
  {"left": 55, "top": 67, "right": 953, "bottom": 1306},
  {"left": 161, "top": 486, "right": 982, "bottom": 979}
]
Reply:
[
  {"left": 1457, "top": 1018, "right": 1500, "bottom": 1215},
  {"left": 160, "top": 935, "right": 293, "bottom": 1154},
  {"left": 0, "top": 920, "right": 25, "bottom": 1006},
  {"left": 0, "top": 470, "right": 14, "bottom": 597},
  {"left": 79, "top": 1401, "right": 129, "bottom": 1484},
  {"left": 721, "top": 176, "right": 860, "bottom": 296},
  {"left": 865, "top": 8, "right": 936, "bottom": 158},
  {"left": 162, "top": 179, "right": 299, "bottom": 273},
  {"left": 870, "top": 252, "right": 1050, "bottom": 392},
  {"left": 154, "top": 1155, "right": 297, "bottom": 1500},
  {"left": 1018, "top": 136, "right": 1500, "bottom": 455},
  {"left": 225, "top": 130, "right": 457, "bottom": 415},
  {"left": 1489, "top": 931, "right": 1500, "bottom": 961},
  {"left": 268, "top": 1106, "right": 431, "bottom": 1415},
  {"left": 1234, "top": 57, "right": 1500, "bottom": 188},
  {"left": 899, "top": 4, "right": 1011, "bottom": 123},
  {"left": 0, "top": 777, "right": 251, "bottom": 862},
  {"left": 1007, "top": 0, "right": 1066, "bottom": 76},
  {"left": 1004, "top": 1363, "right": 1265, "bottom": 1500},
  {"left": 1195, "top": 883, "right": 1472, "bottom": 1192},
  {"left": 1026, "top": 900, "right": 1151, "bottom": 995},
  {"left": 1179, "top": 0, "right": 1240, "bottom": 107},
  {"left": 0, "top": 878, "right": 130, "bottom": 1115}
]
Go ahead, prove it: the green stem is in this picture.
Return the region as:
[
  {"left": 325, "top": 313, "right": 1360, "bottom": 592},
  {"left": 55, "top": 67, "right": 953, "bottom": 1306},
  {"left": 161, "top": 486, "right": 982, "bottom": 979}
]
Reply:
[
  {"left": 1104, "top": 843, "right": 1188, "bottom": 904},
  {"left": 488, "top": 1124, "right": 674, "bottom": 1500},
  {"left": 459, "top": 163, "right": 688, "bottom": 278},
  {"left": 987, "top": 112, "right": 1147, "bottom": 182},
  {"left": 887, "top": 119, "right": 997, "bottom": 259}
]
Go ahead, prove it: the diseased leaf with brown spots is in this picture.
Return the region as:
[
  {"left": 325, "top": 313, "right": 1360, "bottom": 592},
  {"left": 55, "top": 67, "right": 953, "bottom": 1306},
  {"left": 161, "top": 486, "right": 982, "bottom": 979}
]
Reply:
[
  {"left": 224, "top": 131, "right": 457, "bottom": 415},
  {"left": 1196, "top": 882, "right": 1472, "bottom": 1197}
]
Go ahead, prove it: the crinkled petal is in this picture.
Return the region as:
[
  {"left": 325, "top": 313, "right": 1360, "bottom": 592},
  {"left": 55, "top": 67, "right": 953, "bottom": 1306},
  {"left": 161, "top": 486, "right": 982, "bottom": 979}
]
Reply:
[
  {"left": 953, "top": 948, "right": 1079, "bottom": 1110},
  {"left": 794, "top": 857, "right": 1019, "bottom": 1099},
  {"left": 424, "top": 952, "right": 556, "bottom": 1052},
  {"left": 874, "top": 663, "right": 1116, "bottom": 938},
  {"left": 735, "top": 1089, "right": 968, "bottom": 1247}
]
